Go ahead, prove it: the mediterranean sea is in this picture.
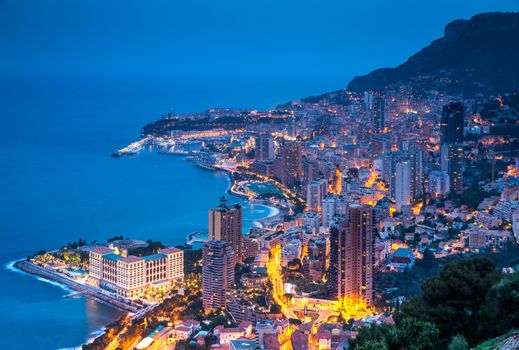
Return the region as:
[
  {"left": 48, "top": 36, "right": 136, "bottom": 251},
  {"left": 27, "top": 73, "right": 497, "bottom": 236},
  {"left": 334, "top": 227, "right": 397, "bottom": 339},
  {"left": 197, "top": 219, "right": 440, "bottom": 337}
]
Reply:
[{"left": 0, "top": 75, "right": 328, "bottom": 349}]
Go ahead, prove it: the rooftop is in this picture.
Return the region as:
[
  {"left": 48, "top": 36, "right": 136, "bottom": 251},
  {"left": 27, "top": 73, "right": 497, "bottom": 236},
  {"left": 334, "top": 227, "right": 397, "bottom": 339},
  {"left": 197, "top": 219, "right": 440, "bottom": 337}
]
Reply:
[
  {"left": 120, "top": 256, "right": 143, "bottom": 263},
  {"left": 103, "top": 253, "right": 123, "bottom": 262},
  {"left": 90, "top": 247, "right": 115, "bottom": 254},
  {"left": 393, "top": 248, "right": 414, "bottom": 258},
  {"left": 143, "top": 253, "right": 167, "bottom": 262},
  {"left": 159, "top": 247, "right": 182, "bottom": 254},
  {"left": 230, "top": 339, "right": 256, "bottom": 350}
]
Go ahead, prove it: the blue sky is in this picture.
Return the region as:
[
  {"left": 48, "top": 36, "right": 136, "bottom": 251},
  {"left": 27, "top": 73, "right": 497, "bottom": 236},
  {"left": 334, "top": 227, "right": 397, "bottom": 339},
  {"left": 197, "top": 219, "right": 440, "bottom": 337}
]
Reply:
[{"left": 1, "top": 0, "right": 518, "bottom": 88}]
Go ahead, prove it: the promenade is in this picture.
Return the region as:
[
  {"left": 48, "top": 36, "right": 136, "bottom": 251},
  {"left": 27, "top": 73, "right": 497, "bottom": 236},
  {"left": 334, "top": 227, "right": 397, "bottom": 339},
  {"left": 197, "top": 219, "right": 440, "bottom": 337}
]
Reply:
[{"left": 14, "top": 260, "right": 144, "bottom": 313}]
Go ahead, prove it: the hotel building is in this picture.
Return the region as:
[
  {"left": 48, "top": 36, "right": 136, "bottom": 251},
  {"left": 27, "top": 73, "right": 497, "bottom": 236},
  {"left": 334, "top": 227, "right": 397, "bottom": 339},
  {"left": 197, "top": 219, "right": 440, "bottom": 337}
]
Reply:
[{"left": 88, "top": 246, "right": 184, "bottom": 299}]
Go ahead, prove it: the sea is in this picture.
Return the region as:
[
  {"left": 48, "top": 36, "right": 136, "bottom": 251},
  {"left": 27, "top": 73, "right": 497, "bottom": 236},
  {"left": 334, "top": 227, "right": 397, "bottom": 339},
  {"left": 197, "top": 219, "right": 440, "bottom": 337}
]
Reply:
[{"left": 0, "top": 73, "right": 351, "bottom": 349}]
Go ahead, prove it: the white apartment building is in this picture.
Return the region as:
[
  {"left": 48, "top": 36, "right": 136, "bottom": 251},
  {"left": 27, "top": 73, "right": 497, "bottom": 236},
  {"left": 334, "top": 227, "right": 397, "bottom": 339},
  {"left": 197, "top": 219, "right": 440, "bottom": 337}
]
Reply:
[{"left": 88, "top": 246, "right": 183, "bottom": 299}]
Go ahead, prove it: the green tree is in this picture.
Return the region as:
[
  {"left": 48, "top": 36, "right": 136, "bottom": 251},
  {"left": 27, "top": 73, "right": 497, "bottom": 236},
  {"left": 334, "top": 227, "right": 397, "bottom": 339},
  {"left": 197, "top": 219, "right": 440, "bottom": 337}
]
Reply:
[
  {"left": 356, "top": 340, "right": 388, "bottom": 350},
  {"left": 270, "top": 303, "right": 282, "bottom": 314},
  {"left": 448, "top": 335, "right": 468, "bottom": 350},
  {"left": 400, "top": 257, "right": 500, "bottom": 345},
  {"left": 352, "top": 323, "right": 395, "bottom": 349},
  {"left": 352, "top": 319, "right": 438, "bottom": 350},
  {"left": 397, "top": 318, "right": 439, "bottom": 350},
  {"left": 420, "top": 248, "right": 435, "bottom": 269},
  {"left": 480, "top": 272, "right": 519, "bottom": 337}
]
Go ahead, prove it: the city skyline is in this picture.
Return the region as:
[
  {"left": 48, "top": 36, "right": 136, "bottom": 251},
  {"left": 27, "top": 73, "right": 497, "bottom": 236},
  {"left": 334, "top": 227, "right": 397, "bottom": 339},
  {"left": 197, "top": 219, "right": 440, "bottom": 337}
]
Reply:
[{"left": 2, "top": 4, "right": 519, "bottom": 350}]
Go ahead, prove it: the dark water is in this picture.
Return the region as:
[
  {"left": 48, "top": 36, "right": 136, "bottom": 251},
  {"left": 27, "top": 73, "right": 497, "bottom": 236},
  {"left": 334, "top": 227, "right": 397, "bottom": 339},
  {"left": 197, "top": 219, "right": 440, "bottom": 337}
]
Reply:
[{"left": 0, "top": 77, "right": 279, "bottom": 349}]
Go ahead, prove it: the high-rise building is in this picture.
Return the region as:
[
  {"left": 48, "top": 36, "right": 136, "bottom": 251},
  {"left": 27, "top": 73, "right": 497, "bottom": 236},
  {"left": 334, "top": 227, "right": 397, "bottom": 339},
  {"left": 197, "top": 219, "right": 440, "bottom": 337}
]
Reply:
[
  {"left": 439, "top": 102, "right": 464, "bottom": 194},
  {"left": 208, "top": 203, "right": 242, "bottom": 263},
  {"left": 371, "top": 95, "right": 385, "bottom": 133},
  {"left": 328, "top": 204, "right": 374, "bottom": 306},
  {"left": 440, "top": 102, "right": 464, "bottom": 144},
  {"left": 306, "top": 179, "right": 328, "bottom": 212},
  {"left": 254, "top": 134, "right": 275, "bottom": 161},
  {"left": 364, "top": 91, "right": 374, "bottom": 110},
  {"left": 279, "top": 141, "right": 303, "bottom": 187},
  {"left": 329, "top": 166, "right": 343, "bottom": 195},
  {"left": 202, "top": 240, "right": 235, "bottom": 313},
  {"left": 428, "top": 170, "right": 450, "bottom": 198},
  {"left": 395, "top": 161, "right": 411, "bottom": 212},
  {"left": 384, "top": 151, "right": 423, "bottom": 201},
  {"left": 302, "top": 159, "right": 319, "bottom": 187},
  {"left": 441, "top": 143, "right": 463, "bottom": 193},
  {"left": 322, "top": 197, "right": 338, "bottom": 228}
]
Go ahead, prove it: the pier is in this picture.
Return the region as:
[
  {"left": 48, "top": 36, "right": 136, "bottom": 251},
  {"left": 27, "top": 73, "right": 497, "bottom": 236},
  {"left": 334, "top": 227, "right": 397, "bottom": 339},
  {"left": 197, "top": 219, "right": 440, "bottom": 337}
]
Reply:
[
  {"left": 185, "top": 231, "right": 208, "bottom": 246},
  {"left": 112, "top": 137, "right": 153, "bottom": 157}
]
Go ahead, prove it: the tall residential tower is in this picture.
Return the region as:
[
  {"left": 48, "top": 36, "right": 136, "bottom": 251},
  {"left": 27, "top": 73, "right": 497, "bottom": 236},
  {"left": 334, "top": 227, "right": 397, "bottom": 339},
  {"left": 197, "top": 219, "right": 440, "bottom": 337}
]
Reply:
[
  {"left": 208, "top": 203, "right": 243, "bottom": 262},
  {"left": 202, "top": 240, "right": 235, "bottom": 313},
  {"left": 328, "top": 204, "right": 374, "bottom": 306}
]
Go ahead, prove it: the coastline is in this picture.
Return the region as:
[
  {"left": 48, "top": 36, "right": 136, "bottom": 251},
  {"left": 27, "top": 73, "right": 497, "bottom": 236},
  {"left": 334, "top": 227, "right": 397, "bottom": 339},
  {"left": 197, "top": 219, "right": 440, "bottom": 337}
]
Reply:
[
  {"left": 6, "top": 150, "right": 286, "bottom": 348},
  {"left": 12, "top": 260, "right": 141, "bottom": 313}
]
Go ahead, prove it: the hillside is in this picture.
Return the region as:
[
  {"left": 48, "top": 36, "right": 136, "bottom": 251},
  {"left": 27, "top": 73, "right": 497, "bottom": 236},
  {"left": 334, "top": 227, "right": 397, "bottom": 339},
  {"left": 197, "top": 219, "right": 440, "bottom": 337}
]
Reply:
[{"left": 346, "top": 12, "right": 519, "bottom": 96}]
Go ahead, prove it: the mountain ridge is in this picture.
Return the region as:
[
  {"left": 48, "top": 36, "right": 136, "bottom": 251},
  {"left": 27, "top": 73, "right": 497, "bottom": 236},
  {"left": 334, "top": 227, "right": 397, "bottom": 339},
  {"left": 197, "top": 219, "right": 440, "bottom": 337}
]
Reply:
[{"left": 344, "top": 12, "right": 519, "bottom": 96}]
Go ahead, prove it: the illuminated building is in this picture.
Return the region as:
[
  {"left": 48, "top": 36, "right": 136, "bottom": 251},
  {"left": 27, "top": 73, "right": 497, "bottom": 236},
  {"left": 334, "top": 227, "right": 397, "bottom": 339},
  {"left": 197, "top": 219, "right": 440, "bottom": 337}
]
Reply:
[
  {"left": 328, "top": 204, "right": 374, "bottom": 306},
  {"left": 322, "top": 196, "right": 338, "bottom": 228},
  {"left": 242, "top": 235, "right": 260, "bottom": 261},
  {"left": 251, "top": 160, "right": 274, "bottom": 177},
  {"left": 441, "top": 143, "right": 463, "bottom": 193},
  {"left": 439, "top": 102, "right": 465, "bottom": 194},
  {"left": 281, "top": 239, "right": 302, "bottom": 267},
  {"left": 383, "top": 150, "right": 423, "bottom": 202},
  {"left": 440, "top": 102, "right": 464, "bottom": 144},
  {"left": 371, "top": 95, "right": 385, "bottom": 133},
  {"left": 302, "top": 159, "right": 319, "bottom": 187},
  {"left": 209, "top": 203, "right": 243, "bottom": 263},
  {"left": 394, "top": 161, "right": 411, "bottom": 212},
  {"left": 254, "top": 134, "right": 275, "bottom": 161},
  {"left": 279, "top": 141, "right": 303, "bottom": 187},
  {"left": 202, "top": 240, "right": 235, "bottom": 313},
  {"left": 88, "top": 246, "right": 184, "bottom": 299},
  {"left": 428, "top": 170, "right": 450, "bottom": 198},
  {"left": 330, "top": 166, "right": 343, "bottom": 195},
  {"left": 467, "top": 229, "right": 513, "bottom": 251},
  {"left": 306, "top": 179, "right": 328, "bottom": 212}
]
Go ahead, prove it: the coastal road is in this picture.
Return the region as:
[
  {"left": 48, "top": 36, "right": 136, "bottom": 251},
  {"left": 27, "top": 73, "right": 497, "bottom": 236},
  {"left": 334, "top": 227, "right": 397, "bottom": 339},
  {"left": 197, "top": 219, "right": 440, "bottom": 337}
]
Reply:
[
  {"left": 147, "top": 328, "right": 174, "bottom": 350},
  {"left": 104, "top": 326, "right": 128, "bottom": 350}
]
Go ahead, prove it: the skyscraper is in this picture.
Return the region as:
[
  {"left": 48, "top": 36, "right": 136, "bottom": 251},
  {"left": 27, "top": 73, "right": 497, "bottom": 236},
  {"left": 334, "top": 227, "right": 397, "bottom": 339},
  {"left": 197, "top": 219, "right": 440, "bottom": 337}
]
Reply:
[
  {"left": 202, "top": 240, "right": 235, "bottom": 313},
  {"left": 439, "top": 102, "right": 464, "bottom": 194},
  {"left": 254, "top": 134, "right": 275, "bottom": 161},
  {"left": 440, "top": 102, "right": 464, "bottom": 144},
  {"left": 441, "top": 143, "right": 463, "bottom": 193},
  {"left": 302, "top": 159, "right": 319, "bottom": 187},
  {"left": 384, "top": 150, "right": 423, "bottom": 202},
  {"left": 280, "top": 141, "right": 303, "bottom": 187},
  {"left": 306, "top": 179, "right": 328, "bottom": 212},
  {"left": 328, "top": 204, "right": 374, "bottom": 306},
  {"left": 395, "top": 161, "right": 411, "bottom": 212},
  {"left": 208, "top": 203, "right": 243, "bottom": 263},
  {"left": 371, "top": 95, "right": 385, "bottom": 133}
]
